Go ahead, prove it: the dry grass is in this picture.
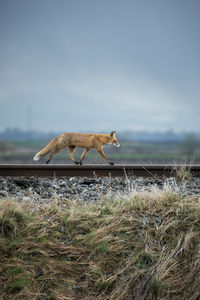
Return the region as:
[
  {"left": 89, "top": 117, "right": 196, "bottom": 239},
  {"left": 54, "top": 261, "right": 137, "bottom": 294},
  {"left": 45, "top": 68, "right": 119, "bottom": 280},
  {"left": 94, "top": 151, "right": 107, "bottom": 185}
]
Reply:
[
  {"left": 0, "top": 189, "right": 200, "bottom": 300},
  {"left": 174, "top": 165, "right": 193, "bottom": 182}
]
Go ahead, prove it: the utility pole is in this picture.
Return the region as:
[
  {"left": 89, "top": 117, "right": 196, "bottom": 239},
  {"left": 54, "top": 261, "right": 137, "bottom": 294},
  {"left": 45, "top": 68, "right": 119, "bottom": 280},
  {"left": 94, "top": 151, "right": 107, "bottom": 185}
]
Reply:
[{"left": 27, "top": 106, "right": 32, "bottom": 139}]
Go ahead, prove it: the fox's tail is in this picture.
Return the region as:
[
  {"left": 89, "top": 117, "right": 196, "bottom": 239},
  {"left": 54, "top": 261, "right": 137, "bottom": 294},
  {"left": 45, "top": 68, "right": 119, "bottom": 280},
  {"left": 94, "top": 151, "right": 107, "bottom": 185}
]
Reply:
[{"left": 33, "top": 139, "right": 55, "bottom": 161}]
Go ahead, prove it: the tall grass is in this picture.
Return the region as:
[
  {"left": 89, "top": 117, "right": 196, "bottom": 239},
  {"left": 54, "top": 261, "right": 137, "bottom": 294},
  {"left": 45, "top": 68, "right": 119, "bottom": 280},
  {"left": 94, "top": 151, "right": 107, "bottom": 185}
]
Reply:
[{"left": 0, "top": 189, "right": 200, "bottom": 299}]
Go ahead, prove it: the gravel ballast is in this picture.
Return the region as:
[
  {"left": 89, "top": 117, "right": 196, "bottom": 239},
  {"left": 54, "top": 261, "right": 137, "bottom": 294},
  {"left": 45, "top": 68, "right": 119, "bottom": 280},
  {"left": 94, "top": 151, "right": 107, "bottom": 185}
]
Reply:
[{"left": 0, "top": 176, "right": 200, "bottom": 206}]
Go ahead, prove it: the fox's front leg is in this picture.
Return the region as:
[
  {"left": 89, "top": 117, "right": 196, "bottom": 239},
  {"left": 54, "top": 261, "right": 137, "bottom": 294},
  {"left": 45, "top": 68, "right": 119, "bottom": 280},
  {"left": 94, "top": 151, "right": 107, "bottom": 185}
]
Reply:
[{"left": 96, "top": 147, "right": 114, "bottom": 165}]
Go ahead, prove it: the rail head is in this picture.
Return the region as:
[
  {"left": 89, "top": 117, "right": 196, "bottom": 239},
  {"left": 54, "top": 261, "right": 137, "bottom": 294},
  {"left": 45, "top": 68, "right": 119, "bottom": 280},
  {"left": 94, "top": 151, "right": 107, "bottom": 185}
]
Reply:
[{"left": 0, "top": 164, "right": 199, "bottom": 178}]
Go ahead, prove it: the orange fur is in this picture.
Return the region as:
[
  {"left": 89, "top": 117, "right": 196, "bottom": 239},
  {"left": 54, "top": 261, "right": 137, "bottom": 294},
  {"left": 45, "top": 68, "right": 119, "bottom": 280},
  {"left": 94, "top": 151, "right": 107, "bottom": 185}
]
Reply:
[{"left": 33, "top": 131, "right": 120, "bottom": 165}]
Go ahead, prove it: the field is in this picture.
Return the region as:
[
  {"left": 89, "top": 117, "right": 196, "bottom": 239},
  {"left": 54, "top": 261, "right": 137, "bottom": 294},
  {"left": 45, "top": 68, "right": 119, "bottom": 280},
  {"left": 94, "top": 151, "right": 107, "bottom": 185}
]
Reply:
[
  {"left": 0, "top": 188, "right": 200, "bottom": 299},
  {"left": 0, "top": 140, "right": 200, "bottom": 164}
]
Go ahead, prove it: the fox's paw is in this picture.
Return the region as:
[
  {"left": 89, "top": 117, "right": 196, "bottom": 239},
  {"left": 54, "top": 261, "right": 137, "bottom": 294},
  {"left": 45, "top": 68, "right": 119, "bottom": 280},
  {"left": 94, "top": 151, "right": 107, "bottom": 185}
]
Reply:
[
  {"left": 109, "top": 162, "right": 114, "bottom": 166},
  {"left": 79, "top": 161, "right": 83, "bottom": 165},
  {"left": 74, "top": 161, "right": 79, "bottom": 165}
]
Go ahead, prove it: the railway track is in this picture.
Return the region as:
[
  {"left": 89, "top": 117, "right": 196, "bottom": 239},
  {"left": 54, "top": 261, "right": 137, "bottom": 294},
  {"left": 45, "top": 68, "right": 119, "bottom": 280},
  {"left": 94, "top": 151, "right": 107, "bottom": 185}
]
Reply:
[{"left": 0, "top": 164, "right": 200, "bottom": 178}]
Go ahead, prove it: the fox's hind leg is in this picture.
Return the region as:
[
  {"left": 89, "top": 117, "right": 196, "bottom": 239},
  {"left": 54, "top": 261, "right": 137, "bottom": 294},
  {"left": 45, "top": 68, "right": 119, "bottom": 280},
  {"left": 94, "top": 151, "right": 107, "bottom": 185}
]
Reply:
[
  {"left": 68, "top": 146, "right": 79, "bottom": 164},
  {"left": 46, "top": 145, "right": 62, "bottom": 164},
  {"left": 46, "top": 151, "right": 57, "bottom": 164},
  {"left": 79, "top": 148, "right": 90, "bottom": 165}
]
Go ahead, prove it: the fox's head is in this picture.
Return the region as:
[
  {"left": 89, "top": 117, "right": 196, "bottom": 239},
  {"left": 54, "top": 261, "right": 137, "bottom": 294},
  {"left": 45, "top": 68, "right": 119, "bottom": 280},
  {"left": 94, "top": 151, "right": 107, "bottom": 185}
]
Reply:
[{"left": 109, "top": 131, "right": 120, "bottom": 147}]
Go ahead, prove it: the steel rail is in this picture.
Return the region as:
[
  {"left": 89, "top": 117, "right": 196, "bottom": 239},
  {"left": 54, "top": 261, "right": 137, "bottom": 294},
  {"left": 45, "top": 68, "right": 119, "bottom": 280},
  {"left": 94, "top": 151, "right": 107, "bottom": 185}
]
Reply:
[{"left": 0, "top": 164, "right": 200, "bottom": 178}]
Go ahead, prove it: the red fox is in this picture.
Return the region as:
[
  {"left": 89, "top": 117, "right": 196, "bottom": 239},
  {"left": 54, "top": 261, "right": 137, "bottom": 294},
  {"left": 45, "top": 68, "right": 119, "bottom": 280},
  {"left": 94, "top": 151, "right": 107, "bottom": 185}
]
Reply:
[{"left": 33, "top": 131, "right": 120, "bottom": 165}]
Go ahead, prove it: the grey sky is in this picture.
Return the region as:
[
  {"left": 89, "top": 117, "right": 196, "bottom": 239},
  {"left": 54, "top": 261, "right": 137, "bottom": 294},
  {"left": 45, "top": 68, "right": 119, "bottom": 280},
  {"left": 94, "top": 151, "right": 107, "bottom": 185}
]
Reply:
[{"left": 0, "top": 0, "right": 200, "bottom": 133}]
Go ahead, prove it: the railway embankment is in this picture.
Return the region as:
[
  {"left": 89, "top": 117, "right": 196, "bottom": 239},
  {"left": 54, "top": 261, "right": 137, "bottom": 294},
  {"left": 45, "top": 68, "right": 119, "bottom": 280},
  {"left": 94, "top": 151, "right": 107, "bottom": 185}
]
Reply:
[{"left": 0, "top": 178, "right": 200, "bottom": 299}]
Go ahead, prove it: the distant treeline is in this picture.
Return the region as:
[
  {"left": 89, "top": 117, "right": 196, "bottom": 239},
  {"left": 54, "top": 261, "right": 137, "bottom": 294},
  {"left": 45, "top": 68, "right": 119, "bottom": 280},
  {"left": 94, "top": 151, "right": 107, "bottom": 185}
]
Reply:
[
  {"left": 0, "top": 127, "right": 200, "bottom": 142},
  {"left": 0, "top": 128, "right": 57, "bottom": 141},
  {"left": 118, "top": 130, "right": 200, "bottom": 142}
]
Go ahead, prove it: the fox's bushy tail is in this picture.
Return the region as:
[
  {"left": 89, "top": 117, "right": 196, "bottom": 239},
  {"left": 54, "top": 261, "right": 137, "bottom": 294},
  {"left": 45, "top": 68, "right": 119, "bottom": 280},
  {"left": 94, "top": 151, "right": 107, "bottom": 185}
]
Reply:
[
  {"left": 33, "top": 152, "right": 41, "bottom": 161},
  {"left": 33, "top": 139, "right": 55, "bottom": 161}
]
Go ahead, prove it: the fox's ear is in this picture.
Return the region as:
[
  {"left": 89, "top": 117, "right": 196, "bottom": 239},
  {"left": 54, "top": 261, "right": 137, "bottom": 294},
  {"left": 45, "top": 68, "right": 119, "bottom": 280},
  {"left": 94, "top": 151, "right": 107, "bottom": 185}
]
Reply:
[{"left": 110, "top": 131, "right": 116, "bottom": 137}]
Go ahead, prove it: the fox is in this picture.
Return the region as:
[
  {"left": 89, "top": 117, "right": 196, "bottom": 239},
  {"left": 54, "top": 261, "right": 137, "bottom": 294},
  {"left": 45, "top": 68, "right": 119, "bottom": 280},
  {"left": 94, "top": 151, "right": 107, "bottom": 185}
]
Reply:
[{"left": 33, "top": 131, "right": 120, "bottom": 165}]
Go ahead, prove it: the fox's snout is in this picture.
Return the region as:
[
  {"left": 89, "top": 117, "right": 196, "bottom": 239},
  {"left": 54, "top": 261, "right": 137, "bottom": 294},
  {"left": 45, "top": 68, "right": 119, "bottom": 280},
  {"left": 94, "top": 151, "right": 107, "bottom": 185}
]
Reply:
[{"left": 112, "top": 141, "right": 120, "bottom": 147}]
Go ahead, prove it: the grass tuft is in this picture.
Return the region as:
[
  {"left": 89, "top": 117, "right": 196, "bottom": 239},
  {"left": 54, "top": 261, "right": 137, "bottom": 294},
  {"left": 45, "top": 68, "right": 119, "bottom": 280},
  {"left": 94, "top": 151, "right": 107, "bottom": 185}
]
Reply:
[
  {"left": 0, "top": 200, "right": 28, "bottom": 237},
  {"left": 175, "top": 165, "right": 192, "bottom": 182}
]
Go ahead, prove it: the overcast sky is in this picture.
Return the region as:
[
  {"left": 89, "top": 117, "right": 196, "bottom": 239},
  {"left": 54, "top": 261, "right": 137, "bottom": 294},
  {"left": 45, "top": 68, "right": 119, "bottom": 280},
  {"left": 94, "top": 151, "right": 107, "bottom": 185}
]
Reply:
[{"left": 0, "top": 0, "right": 200, "bottom": 133}]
